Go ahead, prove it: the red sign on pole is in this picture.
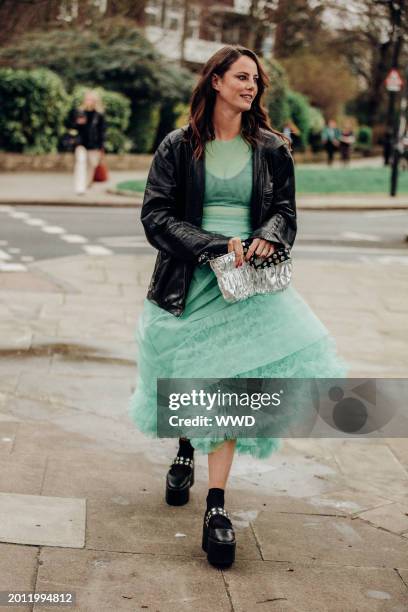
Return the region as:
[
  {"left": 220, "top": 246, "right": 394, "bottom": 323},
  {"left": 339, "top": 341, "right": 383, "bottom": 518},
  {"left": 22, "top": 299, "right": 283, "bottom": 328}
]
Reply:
[{"left": 385, "top": 69, "right": 404, "bottom": 92}]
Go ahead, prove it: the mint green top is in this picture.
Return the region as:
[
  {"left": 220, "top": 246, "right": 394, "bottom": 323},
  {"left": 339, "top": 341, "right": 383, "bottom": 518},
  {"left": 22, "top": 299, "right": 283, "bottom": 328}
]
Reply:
[{"left": 202, "top": 134, "right": 253, "bottom": 240}]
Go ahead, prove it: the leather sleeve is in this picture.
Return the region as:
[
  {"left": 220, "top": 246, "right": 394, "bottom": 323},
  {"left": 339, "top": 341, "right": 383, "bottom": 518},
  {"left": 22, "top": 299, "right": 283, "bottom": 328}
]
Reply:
[
  {"left": 250, "top": 143, "right": 297, "bottom": 250},
  {"left": 141, "top": 136, "right": 231, "bottom": 264}
]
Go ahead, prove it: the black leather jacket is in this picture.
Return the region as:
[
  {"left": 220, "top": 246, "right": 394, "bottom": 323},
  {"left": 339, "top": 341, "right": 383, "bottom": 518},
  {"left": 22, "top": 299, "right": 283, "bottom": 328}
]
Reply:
[{"left": 141, "top": 125, "right": 297, "bottom": 317}]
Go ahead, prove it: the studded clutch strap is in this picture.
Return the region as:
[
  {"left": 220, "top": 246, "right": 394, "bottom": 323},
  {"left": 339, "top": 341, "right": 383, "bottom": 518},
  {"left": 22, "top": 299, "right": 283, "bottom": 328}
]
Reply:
[{"left": 209, "top": 238, "right": 292, "bottom": 303}]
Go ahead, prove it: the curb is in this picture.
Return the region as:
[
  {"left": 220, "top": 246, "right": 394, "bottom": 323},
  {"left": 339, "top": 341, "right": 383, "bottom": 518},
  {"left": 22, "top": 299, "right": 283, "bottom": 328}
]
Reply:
[
  {"left": 1, "top": 200, "right": 408, "bottom": 211},
  {"left": 0, "top": 199, "right": 140, "bottom": 208},
  {"left": 107, "top": 188, "right": 143, "bottom": 199}
]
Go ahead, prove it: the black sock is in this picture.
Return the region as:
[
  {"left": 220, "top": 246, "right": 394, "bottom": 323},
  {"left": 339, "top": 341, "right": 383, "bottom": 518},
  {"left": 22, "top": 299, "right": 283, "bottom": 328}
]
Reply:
[
  {"left": 205, "top": 488, "right": 231, "bottom": 529},
  {"left": 177, "top": 437, "right": 194, "bottom": 460},
  {"left": 169, "top": 438, "right": 194, "bottom": 477},
  {"left": 206, "top": 487, "right": 224, "bottom": 511}
]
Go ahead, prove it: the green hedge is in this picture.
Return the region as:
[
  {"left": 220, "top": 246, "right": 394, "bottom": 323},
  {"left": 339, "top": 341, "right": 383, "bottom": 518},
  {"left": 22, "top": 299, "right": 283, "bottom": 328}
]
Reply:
[
  {"left": 286, "top": 90, "right": 311, "bottom": 150},
  {"left": 70, "top": 86, "right": 131, "bottom": 153},
  {"left": 0, "top": 68, "right": 70, "bottom": 153},
  {"left": 356, "top": 125, "right": 373, "bottom": 153},
  {"left": 308, "top": 106, "right": 325, "bottom": 152},
  {"left": 263, "top": 58, "right": 290, "bottom": 131},
  {"left": 0, "top": 22, "right": 195, "bottom": 152},
  {"left": 131, "top": 102, "right": 161, "bottom": 153}
]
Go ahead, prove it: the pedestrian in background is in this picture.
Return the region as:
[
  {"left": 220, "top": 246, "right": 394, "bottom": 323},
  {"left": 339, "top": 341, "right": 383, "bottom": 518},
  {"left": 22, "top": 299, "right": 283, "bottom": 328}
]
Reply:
[
  {"left": 339, "top": 121, "right": 355, "bottom": 166},
  {"left": 73, "top": 90, "right": 106, "bottom": 195},
  {"left": 321, "top": 119, "right": 340, "bottom": 165}
]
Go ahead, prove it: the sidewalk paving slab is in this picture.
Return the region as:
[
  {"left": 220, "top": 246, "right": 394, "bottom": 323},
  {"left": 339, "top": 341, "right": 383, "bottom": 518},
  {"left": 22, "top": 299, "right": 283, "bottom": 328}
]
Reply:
[
  {"left": 35, "top": 548, "right": 232, "bottom": 612},
  {"left": 0, "top": 492, "right": 86, "bottom": 548},
  {"left": 226, "top": 562, "right": 408, "bottom": 612},
  {"left": 0, "top": 543, "right": 39, "bottom": 612}
]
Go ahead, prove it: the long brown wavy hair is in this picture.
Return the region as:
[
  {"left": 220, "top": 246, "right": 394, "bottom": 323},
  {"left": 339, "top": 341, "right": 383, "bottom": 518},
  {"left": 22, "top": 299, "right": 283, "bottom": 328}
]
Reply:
[{"left": 185, "top": 45, "right": 287, "bottom": 159}]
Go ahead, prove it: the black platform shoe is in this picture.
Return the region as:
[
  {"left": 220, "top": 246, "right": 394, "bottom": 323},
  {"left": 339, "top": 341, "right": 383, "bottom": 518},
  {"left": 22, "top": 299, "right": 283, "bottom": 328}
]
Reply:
[
  {"left": 165, "top": 456, "right": 194, "bottom": 506},
  {"left": 202, "top": 506, "right": 236, "bottom": 567}
]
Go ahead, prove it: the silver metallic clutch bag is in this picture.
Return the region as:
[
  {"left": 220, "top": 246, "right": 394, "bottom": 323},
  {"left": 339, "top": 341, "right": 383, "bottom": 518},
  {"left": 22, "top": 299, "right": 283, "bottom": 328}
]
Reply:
[{"left": 209, "top": 240, "right": 292, "bottom": 303}]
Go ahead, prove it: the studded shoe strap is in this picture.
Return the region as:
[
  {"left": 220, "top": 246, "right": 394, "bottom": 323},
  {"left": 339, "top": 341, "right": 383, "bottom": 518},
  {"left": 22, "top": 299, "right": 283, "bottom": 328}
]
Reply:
[
  {"left": 205, "top": 506, "right": 231, "bottom": 527},
  {"left": 171, "top": 456, "right": 194, "bottom": 468}
]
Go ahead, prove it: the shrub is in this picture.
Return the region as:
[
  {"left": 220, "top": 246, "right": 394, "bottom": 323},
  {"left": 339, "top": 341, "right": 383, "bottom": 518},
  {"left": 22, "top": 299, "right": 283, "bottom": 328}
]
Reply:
[
  {"left": 0, "top": 67, "right": 70, "bottom": 153},
  {"left": 307, "top": 106, "right": 325, "bottom": 152},
  {"left": 132, "top": 103, "right": 161, "bottom": 153},
  {"left": 0, "top": 20, "right": 195, "bottom": 152},
  {"left": 263, "top": 58, "right": 290, "bottom": 131},
  {"left": 286, "top": 90, "right": 311, "bottom": 150},
  {"left": 356, "top": 125, "right": 373, "bottom": 153}
]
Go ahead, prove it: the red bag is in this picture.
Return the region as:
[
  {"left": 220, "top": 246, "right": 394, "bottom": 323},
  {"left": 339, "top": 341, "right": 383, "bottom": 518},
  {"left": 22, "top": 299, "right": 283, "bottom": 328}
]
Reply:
[{"left": 93, "top": 162, "right": 109, "bottom": 182}]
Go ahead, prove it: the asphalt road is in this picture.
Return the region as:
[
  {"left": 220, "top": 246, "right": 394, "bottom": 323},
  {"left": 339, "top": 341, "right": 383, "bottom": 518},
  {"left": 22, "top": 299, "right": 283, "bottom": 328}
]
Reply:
[{"left": 1, "top": 205, "right": 408, "bottom": 271}]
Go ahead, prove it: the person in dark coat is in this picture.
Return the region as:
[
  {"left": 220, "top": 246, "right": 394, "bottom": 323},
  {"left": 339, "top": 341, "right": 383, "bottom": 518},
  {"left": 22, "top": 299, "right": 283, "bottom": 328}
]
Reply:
[
  {"left": 73, "top": 90, "right": 106, "bottom": 195},
  {"left": 339, "top": 121, "right": 355, "bottom": 166},
  {"left": 321, "top": 119, "right": 340, "bottom": 165}
]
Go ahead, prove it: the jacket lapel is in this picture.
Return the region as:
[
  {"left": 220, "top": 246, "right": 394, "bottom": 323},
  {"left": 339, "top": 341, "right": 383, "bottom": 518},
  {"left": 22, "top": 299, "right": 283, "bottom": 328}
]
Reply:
[
  {"left": 189, "top": 150, "right": 205, "bottom": 226},
  {"left": 250, "top": 141, "right": 264, "bottom": 230}
]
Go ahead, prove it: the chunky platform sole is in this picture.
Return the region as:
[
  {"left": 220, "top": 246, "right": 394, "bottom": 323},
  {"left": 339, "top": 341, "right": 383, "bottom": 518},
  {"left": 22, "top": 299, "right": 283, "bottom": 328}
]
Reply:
[
  {"left": 165, "top": 468, "right": 194, "bottom": 506},
  {"left": 202, "top": 523, "right": 236, "bottom": 567}
]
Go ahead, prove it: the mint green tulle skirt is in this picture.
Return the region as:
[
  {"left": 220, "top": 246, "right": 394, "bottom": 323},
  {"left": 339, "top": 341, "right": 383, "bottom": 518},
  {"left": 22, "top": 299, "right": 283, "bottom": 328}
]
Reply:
[
  {"left": 128, "top": 266, "right": 349, "bottom": 459},
  {"left": 129, "top": 207, "right": 349, "bottom": 459}
]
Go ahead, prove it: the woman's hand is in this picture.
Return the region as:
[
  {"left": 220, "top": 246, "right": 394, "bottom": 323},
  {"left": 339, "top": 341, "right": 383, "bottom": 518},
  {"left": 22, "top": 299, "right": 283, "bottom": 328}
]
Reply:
[
  {"left": 228, "top": 237, "right": 244, "bottom": 267},
  {"left": 244, "top": 238, "right": 276, "bottom": 261}
]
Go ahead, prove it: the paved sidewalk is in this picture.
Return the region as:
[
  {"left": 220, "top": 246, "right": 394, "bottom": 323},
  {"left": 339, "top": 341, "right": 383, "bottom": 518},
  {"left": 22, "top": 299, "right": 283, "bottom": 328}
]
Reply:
[
  {"left": 2, "top": 170, "right": 408, "bottom": 210},
  {"left": 0, "top": 254, "right": 407, "bottom": 611}
]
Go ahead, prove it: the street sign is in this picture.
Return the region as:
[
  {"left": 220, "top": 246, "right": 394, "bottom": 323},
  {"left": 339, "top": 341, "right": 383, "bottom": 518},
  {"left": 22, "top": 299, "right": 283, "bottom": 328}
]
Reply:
[{"left": 385, "top": 68, "right": 404, "bottom": 92}]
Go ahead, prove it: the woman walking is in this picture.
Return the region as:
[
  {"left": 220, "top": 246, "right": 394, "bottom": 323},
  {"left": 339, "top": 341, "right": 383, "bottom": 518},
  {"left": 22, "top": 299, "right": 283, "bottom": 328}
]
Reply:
[
  {"left": 129, "top": 45, "right": 348, "bottom": 568},
  {"left": 73, "top": 90, "right": 105, "bottom": 195},
  {"left": 339, "top": 121, "right": 355, "bottom": 166}
]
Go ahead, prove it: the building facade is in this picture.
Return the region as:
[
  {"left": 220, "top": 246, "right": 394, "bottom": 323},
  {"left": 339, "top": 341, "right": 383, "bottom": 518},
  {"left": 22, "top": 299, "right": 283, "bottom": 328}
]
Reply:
[{"left": 144, "top": 0, "right": 274, "bottom": 68}]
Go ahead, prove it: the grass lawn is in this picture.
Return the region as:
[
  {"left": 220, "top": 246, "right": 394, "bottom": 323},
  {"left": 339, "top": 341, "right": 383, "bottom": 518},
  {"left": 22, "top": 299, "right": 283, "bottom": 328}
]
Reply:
[{"left": 117, "top": 166, "right": 408, "bottom": 195}]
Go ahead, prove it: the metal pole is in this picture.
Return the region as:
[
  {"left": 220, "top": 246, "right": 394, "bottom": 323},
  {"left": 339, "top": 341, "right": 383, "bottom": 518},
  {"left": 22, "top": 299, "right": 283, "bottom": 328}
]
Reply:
[
  {"left": 386, "top": 0, "right": 404, "bottom": 167},
  {"left": 391, "top": 67, "right": 408, "bottom": 196},
  {"left": 389, "top": 1, "right": 405, "bottom": 194}
]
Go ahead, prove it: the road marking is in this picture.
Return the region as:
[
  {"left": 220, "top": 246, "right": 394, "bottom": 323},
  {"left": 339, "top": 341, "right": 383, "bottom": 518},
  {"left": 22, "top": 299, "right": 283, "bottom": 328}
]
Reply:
[
  {"left": 41, "top": 226, "right": 66, "bottom": 234},
  {"left": 0, "top": 206, "right": 13, "bottom": 213},
  {"left": 0, "top": 240, "right": 8, "bottom": 246},
  {"left": 61, "top": 234, "right": 88, "bottom": 244},
  {"left": 294, "top": 244, "right": 408, "bottom": 255},
  {"left": 371, "top": 256, "right": 408, "bottom": 265},
  {"left": 20, "top": 256, "right": 34, "bottom": 262},
  {"left": 83, "top": 245, "right": 113, "bottom": 255},
  {"left": 362, "top": 211, "right": 408, "bottom": 218},
  {"left": 8, "top": 248, "right": 21, "bottom": 254},
  {"left": 8, "top": 211, "right": 30, "bottom": 219},
  {"left": 99, "top": 235, "right": 148, "bottom": 248},
  {"left": 340, "top": 231, "right": 382, "bottom": 241},
  {"left": 0, "top": 249, "right": 12, "bottom": 260},
  {"left": 24, "top": 218, "right": 46, "bottom": 226},
  {"left": 0, "top": 262, "right": 27, "bottom": 271}
]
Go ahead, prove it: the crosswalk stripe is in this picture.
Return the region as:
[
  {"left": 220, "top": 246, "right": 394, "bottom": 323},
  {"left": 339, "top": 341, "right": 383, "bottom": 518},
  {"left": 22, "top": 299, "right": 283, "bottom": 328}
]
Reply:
[
  {"left": 8, "top": 211, "right": 30, "bottom": 219},
  {"left": 41, "top": 226, "right": 66, "bottom": 234},
  {"left": 340, "top": 231, "right": 382, "bottom": 241},
  {"left": 61, "top": 234, "right": 88, "bottom": 243},
  {"left": 82, "top": 245, "right": 113, "bottom": 255},
  {"left": 24, "top": 218, "right": 46, "bottom": 226},
  {"left": 0, "top": 249, "right": 12, "bottom": 260},
  {"left": 0, "top": 262, "right": 27, "bottom": 271}
]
